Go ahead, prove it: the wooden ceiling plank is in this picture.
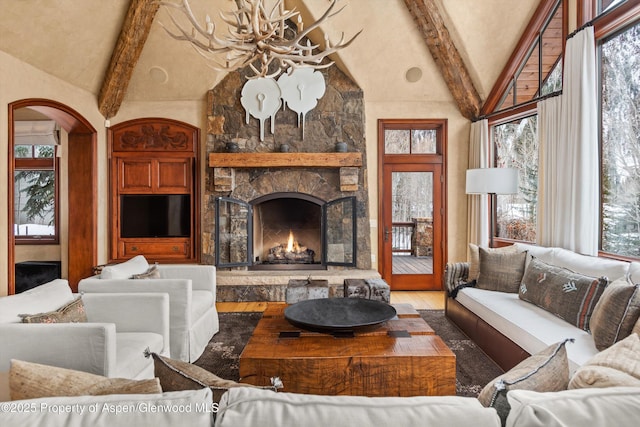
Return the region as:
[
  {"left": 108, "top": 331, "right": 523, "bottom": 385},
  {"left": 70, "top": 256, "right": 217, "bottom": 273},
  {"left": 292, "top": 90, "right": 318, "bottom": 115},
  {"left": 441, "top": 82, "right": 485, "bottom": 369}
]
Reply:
[
  {"left": 403, "top": 0, "right": 482, "bottom": 120},
  {"left": 98, "top": 0, "right": 160, "bottom": 119}
]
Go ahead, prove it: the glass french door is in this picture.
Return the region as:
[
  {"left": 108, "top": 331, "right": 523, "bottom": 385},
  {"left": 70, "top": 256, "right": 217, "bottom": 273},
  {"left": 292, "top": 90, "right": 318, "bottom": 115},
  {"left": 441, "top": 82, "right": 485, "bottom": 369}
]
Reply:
[{"left": 381, "top": 163, "right": 443, "bottom": 290}]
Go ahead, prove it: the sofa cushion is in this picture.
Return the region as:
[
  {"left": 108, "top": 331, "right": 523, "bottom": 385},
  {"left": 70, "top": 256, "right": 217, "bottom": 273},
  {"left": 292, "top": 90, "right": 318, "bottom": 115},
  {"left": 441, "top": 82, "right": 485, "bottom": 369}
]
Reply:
[
  {"left": 19, "top": 297, "right": 87, "bottom": 324},
  {"left": 216, "top": 387, "right": 501, "bottom": 427},
  {"left": 0, "top": 388, "right": 214, "bottom": 427},
  {"left": 589, "top": 277, "right": 640, "bottom": 350},
  {"left": 149, "top": 352, "right": 271, "bottom": 403},
  {"left": 513, "top": 243, "right": 557, "bottom": 265},
  {"left": 100, "top": 255, "right": 149, "bottom": 279},
  {"left": 519, "top": 256, "right": 607, "bottom": 332},
  {"left": 115, "top": 332, "right": 164, "bottom": 379},
  {"left": 505, "top": 387, "right": 640, "bottom": 427},
  {"left": 9, "top": 359, "right": 161, "bottom": 400},
  {"left": 0, "top": 279, "right": 74, "bottom": 324},
  {"left": 456, "top": 288, "right": 597, "bottom": 371},
  {"left": 569, "top": 333, "right": 640, "bottom": 389},
  {"left": 478, "top": 339, "right": 570, "bottom": 425},
  {"left": 477, "top": 248, "right": 527, "bottom": 293},
  {"left": 468, "top": 243, "right": 518, "bottom": 281},
  {"left": 553, "top": 248, "right": 629, "bottom": 282}
]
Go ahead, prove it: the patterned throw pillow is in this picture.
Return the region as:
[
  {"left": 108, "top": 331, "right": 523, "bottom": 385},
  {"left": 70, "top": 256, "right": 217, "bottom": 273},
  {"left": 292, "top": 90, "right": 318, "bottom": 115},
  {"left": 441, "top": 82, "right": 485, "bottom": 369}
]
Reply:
[
  {"left": 148, "top": 351, "right": 281, "bottom": 403},
  {"left": 519, "top": 256, "right": 608, "bottom": 332},
  {"left": 131, "top": 264, "right": 161, "bottom": 279},
  {"left": 9, "top": 359, "right": 161, "bottom": 400},
  {"left": 589, "top": 277, "right": 640, "bottom": 351},
  {"left": 468, "top": 243, "right": 519, "bottom": 281},
  {"left": 476, "top": 248, "right": 527, "bottom": 293},
  {"left": 19, "top": 297, "right": 87, "bottom": 324},
  {"left": 478, "top": 339, "right": 571, "bottom": 426}
]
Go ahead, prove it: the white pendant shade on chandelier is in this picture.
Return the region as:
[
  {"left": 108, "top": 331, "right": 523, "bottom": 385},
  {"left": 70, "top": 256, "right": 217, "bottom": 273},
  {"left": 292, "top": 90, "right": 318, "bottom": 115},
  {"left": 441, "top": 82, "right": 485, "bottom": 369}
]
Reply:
[{"left": 160, "top": 0, "right": 358, "bottom": 141}]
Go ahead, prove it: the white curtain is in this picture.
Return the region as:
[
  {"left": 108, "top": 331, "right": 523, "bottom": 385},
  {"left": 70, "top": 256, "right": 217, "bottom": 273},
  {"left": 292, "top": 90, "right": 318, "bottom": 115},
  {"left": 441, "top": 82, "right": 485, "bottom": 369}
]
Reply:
[
  {"left": 536, "top": 96, "right": 563, "bottom": 247},
  {"left": 537, "top": 26, "right": 598, "bottom": 255},
  {"left": 467, "top": 119, "right": 489, "bottom": 248}
]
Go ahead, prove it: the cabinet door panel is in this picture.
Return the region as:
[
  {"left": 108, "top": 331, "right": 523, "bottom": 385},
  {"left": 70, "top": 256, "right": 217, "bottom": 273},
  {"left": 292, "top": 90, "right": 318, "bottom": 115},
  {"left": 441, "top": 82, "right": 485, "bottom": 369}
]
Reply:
[
  {"left": 119, "top": 159, "right": 152, "bottom": 192},
  {"left": 156, "top": 159, "right": 191, "bottom": 193}
]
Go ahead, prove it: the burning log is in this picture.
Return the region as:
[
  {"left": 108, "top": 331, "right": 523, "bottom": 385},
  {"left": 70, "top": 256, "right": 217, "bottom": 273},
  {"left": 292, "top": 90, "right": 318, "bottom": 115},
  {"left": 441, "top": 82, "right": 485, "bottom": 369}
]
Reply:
[{"left": 266, "top": 230, "right": 315, "bottom": 264}]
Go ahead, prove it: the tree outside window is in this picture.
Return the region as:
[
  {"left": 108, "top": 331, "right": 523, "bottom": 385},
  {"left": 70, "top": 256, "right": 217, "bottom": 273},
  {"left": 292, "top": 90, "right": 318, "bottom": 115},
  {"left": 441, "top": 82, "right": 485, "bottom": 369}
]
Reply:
[
  {"left": 600, "top": 22, "right": 640, "bottom": 257},
  {"left": 493, "top": 115, "right": 538, "bottom": 242},
  {"left": 14, "top": 144, "right": 57, "bottom": 242}
]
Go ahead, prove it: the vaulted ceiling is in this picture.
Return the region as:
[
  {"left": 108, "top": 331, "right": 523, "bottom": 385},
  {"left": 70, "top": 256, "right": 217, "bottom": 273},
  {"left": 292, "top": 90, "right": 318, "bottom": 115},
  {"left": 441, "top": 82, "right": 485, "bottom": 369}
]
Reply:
[{"left": 0, "top": 0, "right": 540, "bottom": 120}]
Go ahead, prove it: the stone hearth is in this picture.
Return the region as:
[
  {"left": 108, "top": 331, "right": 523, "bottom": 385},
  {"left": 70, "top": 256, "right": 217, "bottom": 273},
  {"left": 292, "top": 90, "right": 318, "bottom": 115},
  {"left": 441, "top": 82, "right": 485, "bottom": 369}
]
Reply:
[{"left": 216, "top": 269, "right": 382, "bottom": 302}]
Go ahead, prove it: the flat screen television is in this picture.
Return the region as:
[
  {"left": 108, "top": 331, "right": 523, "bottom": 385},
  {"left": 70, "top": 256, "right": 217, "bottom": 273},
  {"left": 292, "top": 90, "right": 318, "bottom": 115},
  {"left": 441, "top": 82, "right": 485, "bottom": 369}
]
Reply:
[{"left": 120, "top": 194, "right": 191, "bottom": 238}]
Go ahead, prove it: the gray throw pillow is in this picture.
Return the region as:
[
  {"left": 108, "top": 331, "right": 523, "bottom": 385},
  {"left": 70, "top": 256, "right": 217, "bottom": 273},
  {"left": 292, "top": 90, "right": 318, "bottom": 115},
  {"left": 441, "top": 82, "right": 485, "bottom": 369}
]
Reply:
[
  {"left": 589, "top": 277, "right": 640, "bottom": 350},
  {"left": 478, "top": 339, "right": 571, "bottom": 426},
  {"left": 476, "top": 248, "right": 527, "bottom": 293},
  {"left": 519, "top": 256, "right": 608, "bottom": 332},
  {"left": 468, "top": 243, "right": 519, "bottom": 282}
]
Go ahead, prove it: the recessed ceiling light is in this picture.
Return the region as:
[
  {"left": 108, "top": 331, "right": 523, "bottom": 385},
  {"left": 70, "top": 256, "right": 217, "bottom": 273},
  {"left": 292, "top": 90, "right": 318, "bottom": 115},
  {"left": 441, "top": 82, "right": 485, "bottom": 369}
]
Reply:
[
  {"left": 405, "top": 67, "right": 423, "bottom": 83},
  {"left": 149, "top": 66, "right": 169, "bottom": 84}
]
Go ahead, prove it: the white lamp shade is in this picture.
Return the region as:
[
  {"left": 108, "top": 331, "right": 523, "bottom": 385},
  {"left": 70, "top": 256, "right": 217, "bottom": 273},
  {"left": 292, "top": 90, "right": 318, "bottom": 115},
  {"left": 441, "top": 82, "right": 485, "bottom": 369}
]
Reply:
[{"left": 466, "top": 168, "right": 519, "bottom": 195}]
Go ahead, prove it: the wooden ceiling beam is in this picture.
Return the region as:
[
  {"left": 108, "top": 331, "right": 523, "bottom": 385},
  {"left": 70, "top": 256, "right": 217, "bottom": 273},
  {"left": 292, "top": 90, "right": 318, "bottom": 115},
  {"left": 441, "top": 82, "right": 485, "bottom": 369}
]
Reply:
[
  {"left": 98, "top": 0, "right": 160, "bottom": 119},
  {"left": 403, "top": 0, "right": 482, "bottom": 120}
]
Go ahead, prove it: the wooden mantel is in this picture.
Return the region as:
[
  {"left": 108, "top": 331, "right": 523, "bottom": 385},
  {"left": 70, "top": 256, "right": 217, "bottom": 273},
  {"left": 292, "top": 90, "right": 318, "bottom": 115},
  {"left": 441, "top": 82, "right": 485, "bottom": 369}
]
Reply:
[{"left": 209, "top": 152, "right": 363, "bottom": 168}]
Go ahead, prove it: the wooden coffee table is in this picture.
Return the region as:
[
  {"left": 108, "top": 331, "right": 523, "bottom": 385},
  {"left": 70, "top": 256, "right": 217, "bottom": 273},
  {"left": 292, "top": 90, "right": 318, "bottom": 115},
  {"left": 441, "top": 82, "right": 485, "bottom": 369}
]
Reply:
[{"left": 238, "top": 302, "right": 456, "bottom": 397}]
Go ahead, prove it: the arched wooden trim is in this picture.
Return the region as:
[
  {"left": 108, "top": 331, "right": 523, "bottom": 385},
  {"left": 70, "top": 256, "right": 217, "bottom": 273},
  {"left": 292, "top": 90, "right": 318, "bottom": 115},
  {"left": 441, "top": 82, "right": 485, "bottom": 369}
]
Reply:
[{"left": 7, "top": 99, "right": 97, "bottom": 294}]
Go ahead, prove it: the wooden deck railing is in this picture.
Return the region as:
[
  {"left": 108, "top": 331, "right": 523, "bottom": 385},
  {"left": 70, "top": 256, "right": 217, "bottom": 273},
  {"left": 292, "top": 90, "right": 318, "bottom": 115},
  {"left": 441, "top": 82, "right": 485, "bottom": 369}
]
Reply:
[{"left": 392, "top": 222, "right": 414, "bottom": 254}]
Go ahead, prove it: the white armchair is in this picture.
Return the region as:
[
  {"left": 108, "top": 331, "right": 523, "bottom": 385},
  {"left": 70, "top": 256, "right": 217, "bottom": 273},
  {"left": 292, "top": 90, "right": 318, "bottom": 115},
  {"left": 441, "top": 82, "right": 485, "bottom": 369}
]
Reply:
[
  {"left": 78, "top": 257, "right": 219, "bottom": 362},
  {"left": 0, "top": 279, "right": 170, "bottom": 379}
]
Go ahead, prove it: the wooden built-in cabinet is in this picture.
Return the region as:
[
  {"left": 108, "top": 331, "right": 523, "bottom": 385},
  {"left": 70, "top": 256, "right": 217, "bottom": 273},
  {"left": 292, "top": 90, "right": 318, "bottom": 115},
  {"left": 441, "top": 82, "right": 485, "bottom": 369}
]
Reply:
[{"left": 108, "top": 118, "right": 200, "bottom": 263}]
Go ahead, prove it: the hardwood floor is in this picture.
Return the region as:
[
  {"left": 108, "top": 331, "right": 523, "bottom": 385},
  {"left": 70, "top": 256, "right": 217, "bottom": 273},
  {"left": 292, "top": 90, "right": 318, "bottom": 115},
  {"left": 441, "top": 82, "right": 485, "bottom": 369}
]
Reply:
[{"left": 216, "top": 291, "right": 446, "bottom": 312}]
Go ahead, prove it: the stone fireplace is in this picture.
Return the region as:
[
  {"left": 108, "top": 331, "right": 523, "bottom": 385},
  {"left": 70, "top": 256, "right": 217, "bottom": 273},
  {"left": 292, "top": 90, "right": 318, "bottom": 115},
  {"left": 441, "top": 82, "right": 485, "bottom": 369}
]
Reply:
[
  {"left": 201, "top": 65, "right": 380, "bottom": 301},
  {"left": 202, "top": 64, "right": 377, "bottom": 300}
]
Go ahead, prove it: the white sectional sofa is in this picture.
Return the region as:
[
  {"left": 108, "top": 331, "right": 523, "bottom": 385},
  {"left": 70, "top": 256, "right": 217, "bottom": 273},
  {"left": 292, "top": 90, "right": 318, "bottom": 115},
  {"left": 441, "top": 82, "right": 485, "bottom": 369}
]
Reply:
[
  {"left": 78, "top": 256, "right": 219, "bottom": 362},
  {"left": 445, "top": 243, "right": 638, "bottom": 372},
  {"left": 0, "top": 279, "right": 170, "bottom": 379},
  {"left": 2, "top": 384, "right": 640, "bottom": 427}
]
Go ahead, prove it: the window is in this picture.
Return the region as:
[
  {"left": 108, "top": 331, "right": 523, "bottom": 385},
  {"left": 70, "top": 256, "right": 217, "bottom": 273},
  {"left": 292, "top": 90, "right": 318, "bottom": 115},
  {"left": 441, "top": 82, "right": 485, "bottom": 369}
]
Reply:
[
  {"left": 493, "top": 115, "right": 538, "bottom": 242},
  {"left": 384, "top": 129, "right": 437, "bottom": 154},
  {"left": 14, "top": 144, "right": 58, "bottom": 243},
  {"left": 484, "top": 0, "right": 565, "bottom": 244},
  {"left": 496, "top": 0, "right": 564, "bottom": 110},
  {"left": 600, "top": 0, "right": 627, "bottom": 15},
  {"left": 600, "top": 21, "right": 640, "bottom": 257}
]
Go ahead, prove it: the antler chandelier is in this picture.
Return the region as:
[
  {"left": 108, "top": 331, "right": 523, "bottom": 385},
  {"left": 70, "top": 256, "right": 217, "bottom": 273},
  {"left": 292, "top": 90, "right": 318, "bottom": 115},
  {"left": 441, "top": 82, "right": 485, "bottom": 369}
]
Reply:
[{"left": 159, "top": 0, "right": 361, "bottom": 79}]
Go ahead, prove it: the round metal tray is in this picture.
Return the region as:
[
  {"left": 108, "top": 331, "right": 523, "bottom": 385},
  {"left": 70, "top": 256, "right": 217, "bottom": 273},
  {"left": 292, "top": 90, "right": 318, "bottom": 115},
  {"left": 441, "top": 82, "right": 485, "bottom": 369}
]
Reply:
[{"left": 284, "top": 298, "right": 397, "bottom": 331}]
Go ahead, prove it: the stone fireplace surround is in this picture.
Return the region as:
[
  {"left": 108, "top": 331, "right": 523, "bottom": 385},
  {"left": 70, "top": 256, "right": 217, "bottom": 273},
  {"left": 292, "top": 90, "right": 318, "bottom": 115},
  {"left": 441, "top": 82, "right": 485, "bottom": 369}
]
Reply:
[{"left": 203, "top": 66, "right": 379, "bottom": 301}]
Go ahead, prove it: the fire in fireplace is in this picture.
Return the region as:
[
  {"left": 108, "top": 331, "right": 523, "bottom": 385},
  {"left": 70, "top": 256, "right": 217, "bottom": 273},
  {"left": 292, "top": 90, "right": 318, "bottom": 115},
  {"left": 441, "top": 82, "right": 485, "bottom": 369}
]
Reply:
[
  {"left": 253, "top": 194, "right": 322, "bottom": 269},
  {"left": 265, "top": 230, "right": 316, "bottom": 264}
]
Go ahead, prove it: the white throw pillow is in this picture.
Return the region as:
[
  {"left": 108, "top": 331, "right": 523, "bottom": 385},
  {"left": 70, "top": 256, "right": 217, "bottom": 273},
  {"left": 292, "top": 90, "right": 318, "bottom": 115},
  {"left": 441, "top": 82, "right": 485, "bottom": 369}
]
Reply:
[
  {"left": 506, "top": 387, "right": 640, "bottom": 427},
  {"left": 100, "top": 255, "right": 149, "bottom": 279},
  {"left": 0, "top": 279, "right": 73, "bottom": 324}
]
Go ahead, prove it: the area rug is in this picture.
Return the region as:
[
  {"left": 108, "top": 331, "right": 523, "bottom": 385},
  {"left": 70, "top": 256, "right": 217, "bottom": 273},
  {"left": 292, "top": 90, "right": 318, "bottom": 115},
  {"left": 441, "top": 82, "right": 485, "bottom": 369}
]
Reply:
[{"left": 194, "top": 310, "right": 504, "bottom": 397}]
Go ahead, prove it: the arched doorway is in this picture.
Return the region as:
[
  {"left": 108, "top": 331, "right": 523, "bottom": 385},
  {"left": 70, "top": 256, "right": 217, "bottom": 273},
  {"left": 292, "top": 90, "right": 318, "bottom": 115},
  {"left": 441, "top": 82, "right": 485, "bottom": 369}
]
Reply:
[{"left": 8, "top": 99, "right": 97, "bottom": 293}]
